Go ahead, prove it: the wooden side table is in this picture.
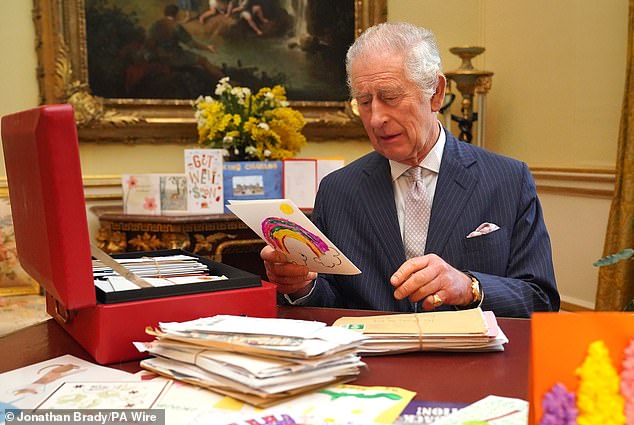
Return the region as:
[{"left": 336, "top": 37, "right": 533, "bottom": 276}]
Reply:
[{"left": 90, "top": 205, "right": 272, "bottom": 279}]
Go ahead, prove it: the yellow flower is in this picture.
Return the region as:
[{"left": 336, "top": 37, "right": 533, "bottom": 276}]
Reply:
[{"left": 193, "top": 78, "right": 306, "bottom": 161}]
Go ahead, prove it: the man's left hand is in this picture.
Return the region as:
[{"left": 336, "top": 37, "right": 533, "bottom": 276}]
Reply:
[{"left": 390, "top": 253, "right": 474, "bottom": 310}]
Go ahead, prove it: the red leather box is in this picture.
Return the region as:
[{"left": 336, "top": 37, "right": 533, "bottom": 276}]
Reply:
[{"left": 1, "top": 104, "right": 277, "bottom": 364}]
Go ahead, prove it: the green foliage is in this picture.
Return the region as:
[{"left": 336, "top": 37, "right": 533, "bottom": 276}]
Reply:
[
  {"left": 594, "top": 247, "right": 634, "bottom": 311},
  {"left": 592, "top": 248, "right": 634, "bottom": 267}
]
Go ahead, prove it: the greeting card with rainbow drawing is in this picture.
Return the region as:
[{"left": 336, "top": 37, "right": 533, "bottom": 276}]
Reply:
[{"left": 226, "top": 199, "right": 361, "bottom": 275}]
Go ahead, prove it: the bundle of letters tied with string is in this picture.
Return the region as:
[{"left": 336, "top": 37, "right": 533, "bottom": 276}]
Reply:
[
  {"left": 134, "top": 315, "right": 367, "bottom": 407},
  {"left": 333, "top": 308, "right": 508, "bottom": 355}
]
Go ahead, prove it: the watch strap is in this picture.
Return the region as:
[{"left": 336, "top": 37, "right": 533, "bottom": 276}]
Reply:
[{"left": 463, "top": 271, "right": 483, "bottom": 308}]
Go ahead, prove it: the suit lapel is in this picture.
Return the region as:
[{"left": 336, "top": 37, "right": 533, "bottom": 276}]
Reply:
[
  {"left": 426, "top": 134, "right": 479, "bottom": 255},
  {"left": 358, "top": 153, "right": 405, "bottom": 270}
]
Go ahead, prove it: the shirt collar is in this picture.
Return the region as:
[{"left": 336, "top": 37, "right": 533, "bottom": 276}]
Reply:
[{"left": 390, "top": 122, "right": 446, "bottom": 182}]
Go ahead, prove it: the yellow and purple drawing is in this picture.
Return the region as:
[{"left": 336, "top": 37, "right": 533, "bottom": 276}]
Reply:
[
  {"left": 226, "top": 199, "right": 360, "bottom": 274},
  {"left": 261, "top": 217, "right": 342, "bottom": 269}
]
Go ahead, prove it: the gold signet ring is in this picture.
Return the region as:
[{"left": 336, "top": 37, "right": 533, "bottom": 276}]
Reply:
[{"left": 432, "top": 294, "right": 443, "bottom": 307}]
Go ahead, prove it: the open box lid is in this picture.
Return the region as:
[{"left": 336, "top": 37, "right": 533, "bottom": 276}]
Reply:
[{"left": 1, "top": 104, "right": 95, "bottom": 309}]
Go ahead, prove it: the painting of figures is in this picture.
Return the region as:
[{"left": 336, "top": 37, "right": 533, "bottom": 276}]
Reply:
[{"left": 85, "top": 0, "right": 355, "bottom": 101}]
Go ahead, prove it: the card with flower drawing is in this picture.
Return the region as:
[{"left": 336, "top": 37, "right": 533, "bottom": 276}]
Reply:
[{"left": 122, "top": 174, "right": 161, "bottom": 215}]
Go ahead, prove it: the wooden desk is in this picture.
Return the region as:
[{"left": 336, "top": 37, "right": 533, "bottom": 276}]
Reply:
[
  {"left": 0, "top": 307, "right": 529, "bottom": 403},
  {"left": 90, "top": 205, "right": 269, "bottom": 280},
  {"left": 278, "top": 307, "right": 530, "bottom": 403}
]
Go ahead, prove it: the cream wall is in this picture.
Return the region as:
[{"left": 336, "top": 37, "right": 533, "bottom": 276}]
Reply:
[
  {"left": 0, "top": 2, "right": 39, "bottom": 175},
  {"left": 1, "top": 0, "right": 628, "bottom": 309},
  {"left": 390, "top": 0, "right": 626, "bottom": 168}
]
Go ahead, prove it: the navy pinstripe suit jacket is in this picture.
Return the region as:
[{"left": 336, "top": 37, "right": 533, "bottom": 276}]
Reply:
[{"left": 299, "top": 131, "right": 559, "bottom": 318}]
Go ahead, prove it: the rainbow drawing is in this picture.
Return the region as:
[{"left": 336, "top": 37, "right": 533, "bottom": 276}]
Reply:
[{"left": 261, "top": 217, "right": 330, "bottom": 258}]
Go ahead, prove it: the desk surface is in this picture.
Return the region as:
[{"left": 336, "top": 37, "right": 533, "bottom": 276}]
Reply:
[{"left": 0, "top": 307, "right": 529, "bottom": 404}]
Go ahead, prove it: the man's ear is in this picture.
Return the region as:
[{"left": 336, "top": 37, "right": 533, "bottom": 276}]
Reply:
[{"left": 430, "top": 75, "right": 447, "bottom": 112}]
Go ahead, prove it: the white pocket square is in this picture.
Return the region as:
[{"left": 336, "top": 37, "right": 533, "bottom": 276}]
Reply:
[{"left": 467, "top": 222, "right": 500, "bottom": 238}]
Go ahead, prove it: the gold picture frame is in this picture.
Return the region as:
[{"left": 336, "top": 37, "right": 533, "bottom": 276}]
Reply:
[{"left": 33, "top": 0, "right": 387, "bottom": 144}]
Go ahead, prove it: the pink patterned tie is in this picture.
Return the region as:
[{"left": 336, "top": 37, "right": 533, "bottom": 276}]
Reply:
[{"left": 403, "top": 166, "right": 431, "bottom": 259}]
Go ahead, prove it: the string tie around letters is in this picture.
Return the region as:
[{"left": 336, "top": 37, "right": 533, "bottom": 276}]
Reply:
[
  {"left": 414, "top": 313, "right": 424, "bottom": 351},
  {"left": 403, "top": 166, "right": 432, "bottom": 260},
  {"left": 142, "top": 256, "right": 162, "bottom": 278}
]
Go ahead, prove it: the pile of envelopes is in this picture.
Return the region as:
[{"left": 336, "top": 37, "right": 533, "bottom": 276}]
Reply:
[
  {"left": 135, "top": 315, "right": 367, "bottom": 407},
  {"left": 333, "top": 308, "right": 508, "bottom": 354}
]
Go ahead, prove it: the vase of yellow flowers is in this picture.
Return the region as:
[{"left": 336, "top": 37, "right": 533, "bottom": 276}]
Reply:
[{"left": 194, "top": 77, "right": 306, "bottom": 161}]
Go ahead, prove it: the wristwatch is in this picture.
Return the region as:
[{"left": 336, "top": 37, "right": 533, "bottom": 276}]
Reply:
[{"left": 464, "top": 271, "right": 483, "bottom": 305}]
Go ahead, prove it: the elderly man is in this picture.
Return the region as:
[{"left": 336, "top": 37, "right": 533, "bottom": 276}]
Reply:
[{"left": 261, "top": 22, "right": 559, "bottom": 318}]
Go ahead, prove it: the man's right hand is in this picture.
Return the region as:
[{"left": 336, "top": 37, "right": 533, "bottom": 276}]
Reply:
[{"left": 260, "top": 245, "right": 316, "bottom": 298}]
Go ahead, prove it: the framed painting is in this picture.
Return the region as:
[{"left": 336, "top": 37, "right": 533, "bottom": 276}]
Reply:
[{"left": 33, "top": 0, "right": 387, "bottom": 143}]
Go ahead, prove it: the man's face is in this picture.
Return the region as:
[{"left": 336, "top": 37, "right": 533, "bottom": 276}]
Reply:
[{"left": 350, "top": 52, "right": 443, "bottom": 166}]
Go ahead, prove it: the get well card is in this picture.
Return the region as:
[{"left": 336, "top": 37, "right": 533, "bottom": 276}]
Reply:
[
  {"left": 226, "top": 199, "right": 361, "bottom": 275},
  {"left": 184, "top": 149, "right": 224, "bottom": 214}
]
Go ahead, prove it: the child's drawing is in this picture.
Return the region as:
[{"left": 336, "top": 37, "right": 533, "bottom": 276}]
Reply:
[{"left": 227, "top": 199, "right": 360, "bottom": 275}]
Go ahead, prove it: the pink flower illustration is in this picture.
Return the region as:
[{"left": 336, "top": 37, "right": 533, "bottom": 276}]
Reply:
[
  {"left": 123, "top": 176, "right": 139, "bottom": 210},
  {"left": 127, "top": 176, "right": 138, "bottom": 189},
  {"left": 143, "top": 197, "right": 158, "bottom": 212}
]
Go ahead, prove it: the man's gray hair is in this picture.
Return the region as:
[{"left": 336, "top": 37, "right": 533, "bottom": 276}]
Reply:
[{"left": 346, "top": 22, "right": 443, "bottom": 99}]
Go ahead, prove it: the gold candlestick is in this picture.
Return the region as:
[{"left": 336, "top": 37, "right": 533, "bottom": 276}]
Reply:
[{"left": 445, "top": 46, "right": 493, "bottom": 146}]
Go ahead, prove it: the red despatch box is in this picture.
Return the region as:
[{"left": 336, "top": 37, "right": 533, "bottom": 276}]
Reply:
[{"left": 1, "top": 104, "right": 277, "bottom": 364}]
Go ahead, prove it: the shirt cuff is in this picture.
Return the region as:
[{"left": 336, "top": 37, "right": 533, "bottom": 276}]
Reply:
[{"left": 283, "top": 281, "right": 316, "bottom": 305}]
